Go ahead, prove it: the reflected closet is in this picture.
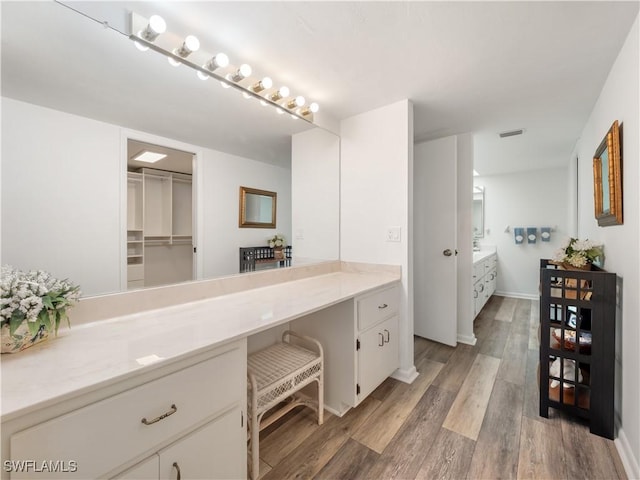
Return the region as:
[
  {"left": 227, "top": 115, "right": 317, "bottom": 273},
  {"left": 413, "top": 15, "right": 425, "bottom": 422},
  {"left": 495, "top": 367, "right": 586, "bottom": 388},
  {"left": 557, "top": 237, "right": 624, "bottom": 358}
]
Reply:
[{"left": 126, "top": 140, "right": 195, "bottom": 289}]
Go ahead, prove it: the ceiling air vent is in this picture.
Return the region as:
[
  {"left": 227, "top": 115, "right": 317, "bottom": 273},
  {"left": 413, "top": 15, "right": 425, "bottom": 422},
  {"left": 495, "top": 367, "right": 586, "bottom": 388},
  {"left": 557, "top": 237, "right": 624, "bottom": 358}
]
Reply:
[{"left": 499, "top": 129, "right": 524, "bottom": 138}]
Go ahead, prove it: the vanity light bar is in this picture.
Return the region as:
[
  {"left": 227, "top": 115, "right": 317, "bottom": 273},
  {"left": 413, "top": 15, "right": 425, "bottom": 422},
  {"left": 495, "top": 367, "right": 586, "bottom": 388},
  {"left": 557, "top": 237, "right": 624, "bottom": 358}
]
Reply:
[{"left": 129, "top": 12, "right": 318, "bottom": 123}]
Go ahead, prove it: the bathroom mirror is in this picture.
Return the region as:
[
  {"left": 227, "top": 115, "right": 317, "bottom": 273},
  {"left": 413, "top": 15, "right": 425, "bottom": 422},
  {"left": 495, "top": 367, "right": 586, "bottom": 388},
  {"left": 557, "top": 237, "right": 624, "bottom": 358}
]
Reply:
[
  {"left": 239, "top": 187, "right": 277, "bottom": 228},
  {"left": 1, "top": 2, "right": 340, "bottom": 297},
  {"left": 473, "top": 186, "right": 485, "bottom": 238}
]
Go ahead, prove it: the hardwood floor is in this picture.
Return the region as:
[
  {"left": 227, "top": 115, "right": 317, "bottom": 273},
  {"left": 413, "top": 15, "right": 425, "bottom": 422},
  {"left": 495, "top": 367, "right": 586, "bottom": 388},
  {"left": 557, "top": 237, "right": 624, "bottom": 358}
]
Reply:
[{"left": 257, "top": 296, "right": 627, "bottom": 480}]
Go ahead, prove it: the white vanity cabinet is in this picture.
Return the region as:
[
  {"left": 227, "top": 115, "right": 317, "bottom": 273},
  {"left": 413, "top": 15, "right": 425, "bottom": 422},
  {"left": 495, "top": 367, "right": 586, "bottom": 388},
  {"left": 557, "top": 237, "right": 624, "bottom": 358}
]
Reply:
[
  {"left": 6, "top": 340, "right": 246, "bottom": 480},
  {"left": 473, "top": 253, "right": 497, "bottom": 317},
  {"left": 292, "top": 283, "right": 400, "bottom": 416}
]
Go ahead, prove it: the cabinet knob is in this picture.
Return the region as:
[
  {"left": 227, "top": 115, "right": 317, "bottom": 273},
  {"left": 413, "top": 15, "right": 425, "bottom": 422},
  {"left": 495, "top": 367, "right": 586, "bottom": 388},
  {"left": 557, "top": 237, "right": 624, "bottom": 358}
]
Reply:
[{"left": 443, "top": 249, "right": 453, "bottom": 257}]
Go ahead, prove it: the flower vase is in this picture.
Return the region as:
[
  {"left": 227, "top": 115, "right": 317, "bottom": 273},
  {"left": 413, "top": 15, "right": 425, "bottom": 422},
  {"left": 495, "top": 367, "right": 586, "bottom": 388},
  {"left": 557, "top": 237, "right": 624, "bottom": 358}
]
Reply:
[
  {"left": 274, "top": 247, "right": 284, "bottom": 260},
  {"left": 561, "top": 262, "right": 592, "bottom": 271},
  {"left": 1, "top": 322, "right": 49, "bottom": 354}
]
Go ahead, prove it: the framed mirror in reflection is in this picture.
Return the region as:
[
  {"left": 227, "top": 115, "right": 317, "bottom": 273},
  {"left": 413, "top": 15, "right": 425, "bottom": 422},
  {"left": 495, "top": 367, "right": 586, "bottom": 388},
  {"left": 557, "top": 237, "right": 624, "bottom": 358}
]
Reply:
[{"left": 239, "top": 187, "right": 277, "bottom": 228}]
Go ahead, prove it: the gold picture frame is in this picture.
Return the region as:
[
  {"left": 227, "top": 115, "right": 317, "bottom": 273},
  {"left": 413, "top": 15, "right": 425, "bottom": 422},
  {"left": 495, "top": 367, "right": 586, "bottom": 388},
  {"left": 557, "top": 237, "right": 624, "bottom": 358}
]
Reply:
[
  {"left": 593, "top": 120, "right": 622, "bottom": 226},
  {"left": 239, "top": 186, "right": 277, "bottom": 228}
]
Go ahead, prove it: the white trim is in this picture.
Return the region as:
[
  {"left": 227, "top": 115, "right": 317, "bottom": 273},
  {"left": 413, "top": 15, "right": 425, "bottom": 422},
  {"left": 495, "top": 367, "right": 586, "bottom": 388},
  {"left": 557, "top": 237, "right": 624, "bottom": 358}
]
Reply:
[
  {"left": 615, "top": 428, "right": 640, "bottom": 480},
  {"left": 494, "top": 290, "right": 538, "bottom": 300},
  {"left": 457, "top": 333, "right": 477, "bottom": 346},
  {"left": 391, "top": 365, "right": 419, "bottom": 384}
]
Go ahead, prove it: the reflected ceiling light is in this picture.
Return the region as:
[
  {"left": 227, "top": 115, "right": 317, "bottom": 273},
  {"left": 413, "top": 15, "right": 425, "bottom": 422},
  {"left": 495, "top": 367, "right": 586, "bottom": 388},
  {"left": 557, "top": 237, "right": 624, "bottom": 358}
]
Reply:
[
  {"left": 286, "top": 96, "right": 305, "bottom": 109},
  {"left": 251, "top": 77, "right": 273, "bottom": 93},
  {"left": 242, "top": 92, "right": 252, "bottom": 99},
  {"left": 168, "top": 35, "right": 200, "bottom": 66},
  {"left": 269, "top": 86, "right": 290, "bottom": 102},
  {"left": 231, "top": 64, "right": 252, "bottom": 82},
  {"left": 132, "top": 150, "right": 167, "bottom": 163}
]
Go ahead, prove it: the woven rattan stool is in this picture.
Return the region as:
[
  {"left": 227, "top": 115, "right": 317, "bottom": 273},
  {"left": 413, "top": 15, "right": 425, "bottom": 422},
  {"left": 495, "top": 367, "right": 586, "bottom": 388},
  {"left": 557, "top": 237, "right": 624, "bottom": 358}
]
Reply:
[{"left": 247, "top": 330, "right": 323, "bottom": 480}]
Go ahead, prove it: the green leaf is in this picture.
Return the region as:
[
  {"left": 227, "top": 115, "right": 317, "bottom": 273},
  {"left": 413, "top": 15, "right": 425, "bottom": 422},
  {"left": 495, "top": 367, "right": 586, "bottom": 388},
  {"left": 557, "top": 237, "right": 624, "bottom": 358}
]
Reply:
[
  {"left": 26, "top": 319, "right": 39, "bottom": 337},
  {"left": 9, "top": 311, "right": 25, "bottom": 336},
  {"left": 42, "top": 295, "right": 54, "bottom": 310}
]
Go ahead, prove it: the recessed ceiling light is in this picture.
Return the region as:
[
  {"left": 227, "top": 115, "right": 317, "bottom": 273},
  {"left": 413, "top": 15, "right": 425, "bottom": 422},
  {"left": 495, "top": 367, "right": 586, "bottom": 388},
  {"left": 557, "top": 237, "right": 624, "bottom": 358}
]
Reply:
[{"left": 133, "top": 150, "right": 167, "bottom": 163}]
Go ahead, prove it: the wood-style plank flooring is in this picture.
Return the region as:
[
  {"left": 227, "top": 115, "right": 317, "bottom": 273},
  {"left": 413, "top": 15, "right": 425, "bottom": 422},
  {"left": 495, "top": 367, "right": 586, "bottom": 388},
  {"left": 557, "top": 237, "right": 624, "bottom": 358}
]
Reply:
[{"left": 257, "top": 296, "right": 627, "bottom": 480}]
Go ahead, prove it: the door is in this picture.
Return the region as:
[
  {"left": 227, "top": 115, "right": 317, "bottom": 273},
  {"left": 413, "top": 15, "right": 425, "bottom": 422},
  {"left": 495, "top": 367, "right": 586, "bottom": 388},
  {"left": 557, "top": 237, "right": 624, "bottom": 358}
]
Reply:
[{"left": 414, "top": 137, "right": 458, "bottom": 346}]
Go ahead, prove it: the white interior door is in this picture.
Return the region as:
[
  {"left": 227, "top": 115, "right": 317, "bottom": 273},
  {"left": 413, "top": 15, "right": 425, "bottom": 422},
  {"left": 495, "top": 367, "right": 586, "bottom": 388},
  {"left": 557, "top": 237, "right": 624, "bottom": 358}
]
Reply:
[{"left": 413, "top": 137, "right": 458, "bottom": 346}]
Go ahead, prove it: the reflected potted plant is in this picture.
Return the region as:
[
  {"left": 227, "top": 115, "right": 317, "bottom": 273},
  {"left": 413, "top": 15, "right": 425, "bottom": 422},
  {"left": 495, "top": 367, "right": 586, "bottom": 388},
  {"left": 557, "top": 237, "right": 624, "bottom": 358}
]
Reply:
[
  {"left": 268, "top": 234, "right": 287, "bottom": 260},
  {"left": 1, "top": 265, "right": 81, "bottom": 353},
  {"left": 552, "top": 238, "right": 603, "bottom": 271}
]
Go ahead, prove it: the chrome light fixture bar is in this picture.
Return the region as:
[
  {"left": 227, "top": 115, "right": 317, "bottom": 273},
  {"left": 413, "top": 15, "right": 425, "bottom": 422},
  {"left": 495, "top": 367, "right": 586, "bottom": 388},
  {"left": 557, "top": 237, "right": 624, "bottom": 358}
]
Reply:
[{"left": 129, "top": 12, "right": 318, "bottom": 123}]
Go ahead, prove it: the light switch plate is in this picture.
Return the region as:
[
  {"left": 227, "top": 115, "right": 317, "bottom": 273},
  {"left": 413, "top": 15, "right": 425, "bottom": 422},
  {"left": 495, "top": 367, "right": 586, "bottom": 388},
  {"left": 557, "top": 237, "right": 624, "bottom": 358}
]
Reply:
[{"left": 386, "top": 226, "right": 401, "bottom": 242}]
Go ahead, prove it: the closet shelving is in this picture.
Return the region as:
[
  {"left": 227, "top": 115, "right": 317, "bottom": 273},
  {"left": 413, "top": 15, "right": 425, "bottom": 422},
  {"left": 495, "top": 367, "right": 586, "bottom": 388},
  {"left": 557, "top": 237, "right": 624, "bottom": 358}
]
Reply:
[
  {"left": 538, "top": 259, "right": 616, "bottom": 439},
  {"left": 126, "top": 168, "right": 193, "bottom": 288}
]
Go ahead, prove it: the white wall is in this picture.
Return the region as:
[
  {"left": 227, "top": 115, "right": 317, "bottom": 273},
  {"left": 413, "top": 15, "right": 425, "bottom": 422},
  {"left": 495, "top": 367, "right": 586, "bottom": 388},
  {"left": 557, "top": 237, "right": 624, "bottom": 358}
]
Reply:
[
  {"left": 200, "top": 148, "right": 291, "bottom": 279},
  {"left": 291, "top": 128, "right": 340, "bottom": 261},
  {"left": 476, "top": 167, "right": 569, "bottom": 298},
  {"left": 574, "top": 15, "right": 639, "bottom": 477},
  {"left": 1, "top": 98, "right": 292, "bottom": 296},
  {"left": 1, "top": 97, "right": 121, "bottom": 295},
  {"left": 340, "top": 99, "right": 416, "bottom": 382}
]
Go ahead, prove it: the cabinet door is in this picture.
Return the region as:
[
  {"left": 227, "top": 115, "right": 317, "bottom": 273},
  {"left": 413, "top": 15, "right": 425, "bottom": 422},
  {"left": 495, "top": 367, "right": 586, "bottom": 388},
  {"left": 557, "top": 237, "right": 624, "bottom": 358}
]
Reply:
[
  {"left": 112, "top": 455, "right": 159, "bottom": 479},
  {"left": 158, "top": 406, "right": 245, "bottom": 480},
  {"left": 358, "top": 315, "right": 399, "bottom": 401}
]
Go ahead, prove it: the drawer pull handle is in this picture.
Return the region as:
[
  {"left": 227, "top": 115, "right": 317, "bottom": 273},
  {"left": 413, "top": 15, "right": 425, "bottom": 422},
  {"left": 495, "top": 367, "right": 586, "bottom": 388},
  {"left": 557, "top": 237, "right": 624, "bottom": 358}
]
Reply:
[
  {"left": 173, "top": 462, "right": 181, "bottom": 480},
  {"left": 378, "top": 333, "right": 384, "bottom": 346},
  {"left": 141, "top": 404, "right": 177, "bottom": 425},
  {"left": 378, "top": 303, "right": 388, "bottom": 309},
  {"left": 384, "top": 329, "right": 390, "bottom": 343}
]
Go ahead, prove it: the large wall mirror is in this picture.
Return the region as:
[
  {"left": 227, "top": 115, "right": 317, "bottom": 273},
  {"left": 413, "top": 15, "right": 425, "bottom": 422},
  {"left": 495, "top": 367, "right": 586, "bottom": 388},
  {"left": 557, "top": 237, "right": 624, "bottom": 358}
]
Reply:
[
  {"left": 239, "top": 187, "right": 277, "bottom": 228},
  {"left": 1, "top": 2, "right": 340, "bottom": 298}
]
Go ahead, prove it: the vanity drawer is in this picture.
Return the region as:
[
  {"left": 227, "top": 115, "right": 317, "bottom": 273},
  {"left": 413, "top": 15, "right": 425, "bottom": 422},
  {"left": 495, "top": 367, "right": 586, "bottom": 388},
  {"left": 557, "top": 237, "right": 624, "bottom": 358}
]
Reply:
[
  {"left": 357, "top": 284, "right": 400, "bottom": 331},
  {"left": 10, "top": 342, "right": 245, "bottom": 479},
  {"left": 473, "top": 262, "right": 485, "bottom": 281}
]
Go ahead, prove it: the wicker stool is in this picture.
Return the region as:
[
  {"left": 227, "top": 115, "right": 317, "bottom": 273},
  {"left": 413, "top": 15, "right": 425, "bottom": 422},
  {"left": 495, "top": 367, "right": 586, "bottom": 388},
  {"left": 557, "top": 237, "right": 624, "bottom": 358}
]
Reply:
[{"left": 247, "top": 330, "right": 323, "bottom": 480}]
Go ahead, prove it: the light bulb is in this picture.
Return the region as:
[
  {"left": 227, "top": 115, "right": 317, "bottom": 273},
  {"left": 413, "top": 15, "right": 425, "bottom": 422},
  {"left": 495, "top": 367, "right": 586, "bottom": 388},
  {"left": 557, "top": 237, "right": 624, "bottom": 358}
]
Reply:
[
  {"left": 309, "top": 102, "right": 319, "bottom": 113},
  {"left": 286, "top": 96, "right": 305, "bottom": 109},
  {"left": 251, "top": 77, "right": 273, "bottom": 93},
  {"left": 270, "top": 86, "right": 289, "bottom": 102},
  {"left": 140, "top": 15, "right": 166, "bottom": 42},
  {"left": 148, "top": 15, "right": 166, "bottom": 35},
  {"left": 184, "top": 35, "right": 200, "bottom": 53},
  {"left": 231, "top": 64, "right": 252, "bottom": 82},
  {"left": 206, "top": 53, "right": 229, "bottom": 70},
  {"left": 279, "top": 86, "right": 290, "bottom": 98}
]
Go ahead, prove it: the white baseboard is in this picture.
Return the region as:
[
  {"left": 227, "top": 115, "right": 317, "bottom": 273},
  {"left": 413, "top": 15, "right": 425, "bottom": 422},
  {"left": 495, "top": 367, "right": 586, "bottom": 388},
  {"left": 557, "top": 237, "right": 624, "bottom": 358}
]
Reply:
[
  {"left": 392, "top": 365, "right": 418, "bottom": 384},
  {"left": 457, "top": 333, "right": 477, "bottom": 345},
  {"left": 494, "top": 291, "right": 538, "bottom": 300},
  {"left": 615, "top": 428, "right": 640, "bottom": 480}
]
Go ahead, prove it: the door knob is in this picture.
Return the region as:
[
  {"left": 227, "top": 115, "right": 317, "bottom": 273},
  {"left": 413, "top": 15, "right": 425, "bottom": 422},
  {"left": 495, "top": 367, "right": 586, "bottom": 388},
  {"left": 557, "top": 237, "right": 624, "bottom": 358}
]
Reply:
[{"left": 443, "top": 249, "right": 452, "bottom": 257}]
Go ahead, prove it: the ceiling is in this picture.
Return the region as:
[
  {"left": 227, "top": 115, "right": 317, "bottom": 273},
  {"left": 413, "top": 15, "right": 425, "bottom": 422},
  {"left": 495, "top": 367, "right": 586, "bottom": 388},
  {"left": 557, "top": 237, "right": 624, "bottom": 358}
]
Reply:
[{"left": 2, "top": 1, "right": 638, "bottom": 175}]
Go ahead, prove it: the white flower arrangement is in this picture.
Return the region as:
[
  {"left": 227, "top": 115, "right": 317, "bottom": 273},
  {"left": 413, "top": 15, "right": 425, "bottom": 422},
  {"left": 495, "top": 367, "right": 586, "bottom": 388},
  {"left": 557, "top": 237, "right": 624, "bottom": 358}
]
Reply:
[
  {"left": 268, "top": 234, "right": 286, "bottom": 249},
  {"left": 552, "top": 237, "right": 603, "bottom": 268},
  {"left": 1, "top": 265, "right": 81, "bottom": 338}
]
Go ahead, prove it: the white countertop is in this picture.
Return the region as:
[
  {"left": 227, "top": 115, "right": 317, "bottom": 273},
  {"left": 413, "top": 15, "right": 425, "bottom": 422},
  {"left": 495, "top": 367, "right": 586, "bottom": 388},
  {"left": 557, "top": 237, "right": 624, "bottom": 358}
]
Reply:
[
  {"left": 473, "top": 249, "right": 497, "bottom": 264},
  {"left": 1, "top": 270, "right": 400, "bottom": 420}
]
